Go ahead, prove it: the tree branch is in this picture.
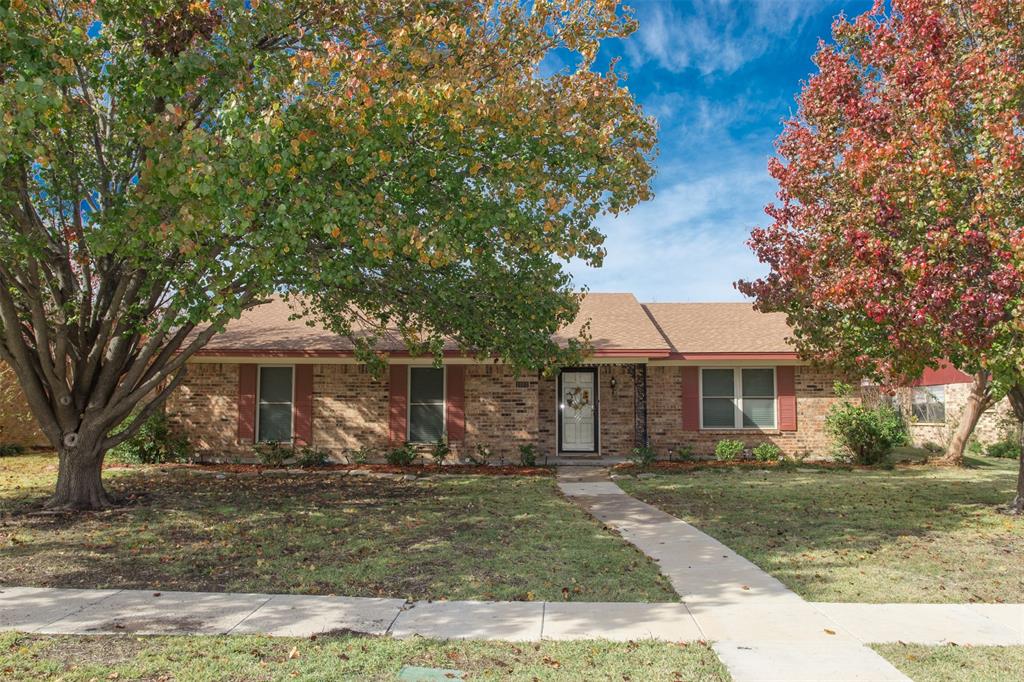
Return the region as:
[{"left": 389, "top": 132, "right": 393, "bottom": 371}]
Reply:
[{"left": 100, "top": 367, "right": 188, "bottom": 451}]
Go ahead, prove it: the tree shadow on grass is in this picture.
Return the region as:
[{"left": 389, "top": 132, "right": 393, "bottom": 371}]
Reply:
[
  {"left": 1, "top": 470, "right": 676, "bottom": 602},
  {"left": 2, "top": 472, "right": 437, "bottom": 592}
]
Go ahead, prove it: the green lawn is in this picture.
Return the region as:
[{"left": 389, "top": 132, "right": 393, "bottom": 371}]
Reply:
[
  {"left": 0, "top": 631, "right": 730, "bottom": 682},
  {"left": 873, "top": 643, "right": 1024, "bottom": 682},
  {"left": 618, "top": 457, "right": 1023, "bottom": 603},
  {"left": 0, "top": 454, "right": 677, "bottom": 602}
]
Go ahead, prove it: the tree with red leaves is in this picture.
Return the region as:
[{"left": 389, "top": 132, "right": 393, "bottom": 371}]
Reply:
[{"left": 739, "top": 0, "right": 1024, "bottom": 512}]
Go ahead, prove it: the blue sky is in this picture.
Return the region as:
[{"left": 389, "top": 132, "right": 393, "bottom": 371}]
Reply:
[{"left": 564, "top": 0, "right": 872, "bottom": 302}]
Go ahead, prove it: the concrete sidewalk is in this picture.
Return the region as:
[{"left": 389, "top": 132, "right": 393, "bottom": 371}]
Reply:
[
  {"left": 6, "top": 585, "right": 1016, "bottom": 647},
  {"left": 812, "top": 602, "right": 1023, "bottom": 645},
  {"left": 558, "top": 467, "right": 1019, "bottom": 681},
  {"left": 0, "top": 586, "right": 698, "bottom": 642}
]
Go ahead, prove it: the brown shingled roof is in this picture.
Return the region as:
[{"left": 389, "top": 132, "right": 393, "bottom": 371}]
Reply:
[
  {"left": 197, "top": 292, "right": 671, "bottom": 357},
  {"left": 642, "top": 302, "right": 795, "bottom": 354},
  {"left": 198, "top": 296, "right": 400, "bottom": 354},
  {"left": 555, "top": 293, "right": 671, "bottom": 353}
]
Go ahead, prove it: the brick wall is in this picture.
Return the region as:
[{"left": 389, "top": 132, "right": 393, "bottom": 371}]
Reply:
[
  {"left": 168, "top": 361, "right": 542, "bottom": 463},
  {"left": 599, "top": 365, "right": 636, "bottom": 456},
  {"left": 165, "top": 362, "right": 245, "bottom": 456},
  {"left": 312, "top": 364, "right": 390, "bottom": 455},
  {"left": 0, "top": 362, "right": 48, "bottom": 448},
  {"left": 167, "top": 361, "right": 850, "bottom": 462},
  {"left": 647, "top": 364, "right": 848, "bottom": 459},
  {"left": 538, "top": 374, "right": 557, "bottom": 457},
  {"left": 462, "top": 365, "right": 539, "bottom": 463},
  {"left": 648, "top": 365, "right": 683, "bottom": 450}
]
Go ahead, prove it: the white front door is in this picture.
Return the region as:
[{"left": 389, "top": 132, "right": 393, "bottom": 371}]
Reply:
[{"left": 560, "top": 370, "right": 597, "bottom": 452}]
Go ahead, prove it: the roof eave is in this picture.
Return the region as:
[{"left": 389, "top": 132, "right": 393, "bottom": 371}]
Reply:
[
  {"left": 664, "top": 351, "right": 800, "bottom": 361},
  {"left": 192, "top": 347, "right": 675, "bottom": 360},
  {"left": 589, "top": 348, "right": 672, "bottom": 358}
]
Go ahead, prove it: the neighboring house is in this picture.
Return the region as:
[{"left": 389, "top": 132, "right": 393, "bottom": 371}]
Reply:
[
  {"left": 893, "top": 365, "right": 1017, "bottom": 449},
  {"left": 0, "top": 362, "right": 48, "bottom": 449},
  {"left": 164, "top": 294, "right": 850, "bottom": 462}
]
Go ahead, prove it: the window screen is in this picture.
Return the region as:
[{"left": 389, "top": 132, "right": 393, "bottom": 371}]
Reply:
[
  {"left": 701, "top": 368, "right": 777, "bottom": 429},
  {"left": 911, "top": 386, "right": 945, "bottom": 423},
  {"left": 258, "top": 366, "right": 293, "bottom": 442},
  {"left": 409, "top": 367, "right": 445, "bottom": 442},
  {"left": 701, "top": 369, "right": 736, "bottom": 428},
  {"left": 742, "top": 369, "right": 776, "bottom": 429}
]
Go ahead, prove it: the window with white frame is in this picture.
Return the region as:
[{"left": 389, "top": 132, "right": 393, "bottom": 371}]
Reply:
[
  {"left": 409, "top": 367, "right": 445, "bottom": 442},
  {"left": 701, "top": 368, "right": 777, "bottom": 430},
  {"left": 257, "top": 366, "right": 293, "bottom": 442},
  {"left": 911, "top": 385, "right": 945, "bottom": 423}
]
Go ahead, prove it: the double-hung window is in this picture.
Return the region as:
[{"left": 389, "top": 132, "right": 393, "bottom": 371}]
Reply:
[
  {"left": 911, "top": 386, "right": 945, "bottom": 423},
  {"left": 257, "top": 366, "right": 294, "bottom": 442},
  {"left": 409, "top": 367, "right": 445, "bottom": 442},
  {"left": 701, "top": 368, "right": 777, "bottom": 430}
]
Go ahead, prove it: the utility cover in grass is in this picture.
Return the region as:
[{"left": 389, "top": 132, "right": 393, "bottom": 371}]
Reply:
[{"left": 398, "top": 665, "right": 465, "bottom": 681}]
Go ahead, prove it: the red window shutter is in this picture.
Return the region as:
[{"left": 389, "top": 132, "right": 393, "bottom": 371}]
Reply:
[
  {"left": 293, "top": 365, "right": 314, "bottom": 446},
  {"left": 445, "top": 365, "right": 466, "bottom": 441},
  {"left": 389, "top": 364, "right": 408, "bottom": 444},
  {"left": 682, "top": 366, "right": 700, "bottom": 432},
  {"left": 777, "top": 366, "right": 797, "bottom": 431},
  {"left": 238, "top": 364, "right": 257, "bottom": 443}
]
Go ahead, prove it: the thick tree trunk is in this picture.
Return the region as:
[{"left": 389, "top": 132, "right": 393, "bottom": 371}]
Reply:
[
  {"left": 46, "top": 443, "right": 112, "bottom": 511},
  {"left": 1005, "top": 386, "right": 1024, "bottom": 515},
  {"left": 940, "top": 372, "right": 990, "bottom": 466}
]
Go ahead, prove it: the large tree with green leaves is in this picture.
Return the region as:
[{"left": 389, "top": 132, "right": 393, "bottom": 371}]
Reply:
[
  {"left": 739, "top": 0, "right": 1023, "bottom": 511},
  {"left": 0, "top": 0, "right": 655, "bottom": 509}
]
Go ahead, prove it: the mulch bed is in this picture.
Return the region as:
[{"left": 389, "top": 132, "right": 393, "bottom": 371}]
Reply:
[
  {"left": 613, "top": 458, "right": 938, "bottom": 474},
  {"left": 613, "top": 460, "right": 787, "bottom": 473},
  {"left": 107, "top": 462, "right": 553, "bottom": 477}
]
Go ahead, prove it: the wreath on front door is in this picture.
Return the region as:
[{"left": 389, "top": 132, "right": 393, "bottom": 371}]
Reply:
[{"left": 564, "top": 387, "right": 591, "bottom": 412}]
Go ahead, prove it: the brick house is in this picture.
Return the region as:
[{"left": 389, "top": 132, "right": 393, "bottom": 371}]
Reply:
[
  {"left": 892, "top": 364, "right": 1017, "bottom": 450},
  {"left": 165, "top": 294, "right": 850, "bottom": 462}
]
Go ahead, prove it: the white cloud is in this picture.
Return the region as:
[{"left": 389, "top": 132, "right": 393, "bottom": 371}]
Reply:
[
  {"left": 641, "top": 90, "right": 757, "bottom": 132},
  {"left": 571, "top": 1, "right": 832, "bottom": 300},
  {"left": 566, "top": 162, "right": 777, "bottom": 302},
  {"left": 626, "top": 0, "right": 822, "bottom": 77}
]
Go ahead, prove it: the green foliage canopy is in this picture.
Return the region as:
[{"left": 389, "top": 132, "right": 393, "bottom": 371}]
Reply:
[{"left": 0, "top": 0, "right": 655, "bottom": 508}]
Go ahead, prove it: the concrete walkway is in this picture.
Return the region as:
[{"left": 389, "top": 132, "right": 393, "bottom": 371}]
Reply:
[{"left": 558, "top": 467, "right": 1021, "bottom": 681}]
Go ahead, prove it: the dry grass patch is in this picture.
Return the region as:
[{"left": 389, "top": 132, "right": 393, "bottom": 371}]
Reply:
[
  {"left": 0, "top": 632, "right": 731, "bottom": 681},
  {"left": 873, "top": 643, "right": 1024, "bottom": 682},
  {"left": 619, "top": 457, "right": 1023, "bottom": 603}
]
